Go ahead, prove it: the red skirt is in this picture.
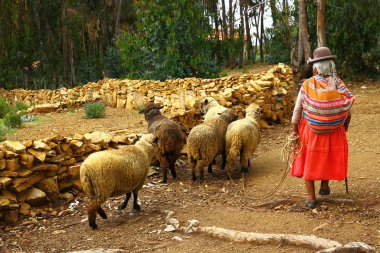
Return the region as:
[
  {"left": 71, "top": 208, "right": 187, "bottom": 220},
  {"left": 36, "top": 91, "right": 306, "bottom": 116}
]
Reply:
[{"left": 291, "top": 117, "right": 348, "bottom": 180}]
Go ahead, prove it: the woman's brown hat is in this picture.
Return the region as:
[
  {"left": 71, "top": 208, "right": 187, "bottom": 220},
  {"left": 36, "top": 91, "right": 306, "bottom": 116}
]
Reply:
[{"left": 307, "top": 47, "right": 337, "bottom": 64}]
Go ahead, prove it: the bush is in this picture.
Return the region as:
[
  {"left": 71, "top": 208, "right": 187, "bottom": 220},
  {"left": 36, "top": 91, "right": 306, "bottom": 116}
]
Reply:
[
  {"left": 84, "top": 102, "right": 105, "bottom": 119},
  {"left": 4, "top": 112, "right": 22, "bottom": 128},
  {"left": 0, "top": 98, "right": 10, "bottom": 118},
  {"left": 15, "top": 101, "right": 29, "bottom": 111},
  {"left": 0, "top": 126, "right": 6, "bottom": 142}
]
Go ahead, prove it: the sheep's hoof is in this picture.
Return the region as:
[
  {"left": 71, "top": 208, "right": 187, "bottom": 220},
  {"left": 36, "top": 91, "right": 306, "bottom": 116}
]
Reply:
[
  {"left": 119, "top": 204, "right": 127, "bottom": 210},
  {"left": 133, "top": 204, "right": 141, "bottom": 211},
  {"left": 161, "top": 179, "right": 168, "bottom": 184},
  {"left": 89, "top": 223, "right": 98, "bottom": 229}
]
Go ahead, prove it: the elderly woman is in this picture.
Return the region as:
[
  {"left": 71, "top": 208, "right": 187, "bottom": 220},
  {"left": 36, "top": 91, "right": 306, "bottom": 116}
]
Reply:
[{"left": 291, "top": 47, "right": 355, "bottom": 209}]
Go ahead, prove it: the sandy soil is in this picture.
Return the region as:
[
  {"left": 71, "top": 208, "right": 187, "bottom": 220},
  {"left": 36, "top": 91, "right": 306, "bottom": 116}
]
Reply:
[{"left": 0, "top": 80, "right": 379, "bottom": 253}]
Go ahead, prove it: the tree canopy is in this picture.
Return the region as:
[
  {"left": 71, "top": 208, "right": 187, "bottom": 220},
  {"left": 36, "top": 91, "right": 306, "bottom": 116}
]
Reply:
[{"left": 0, "top": 0, "right": 379, "bottom": 89}]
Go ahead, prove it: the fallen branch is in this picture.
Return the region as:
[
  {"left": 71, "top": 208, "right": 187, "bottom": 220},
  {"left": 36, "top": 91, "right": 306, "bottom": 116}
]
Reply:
[{"left": 165, "top": 212, "right": 376, "bottom": 253}]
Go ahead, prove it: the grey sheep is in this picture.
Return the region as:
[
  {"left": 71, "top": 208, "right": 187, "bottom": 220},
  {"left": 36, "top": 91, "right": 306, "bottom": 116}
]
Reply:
[
  {"left": 225, "top": 103, "right": 261, "bottom": 178},
  {"left": 187, "top": 109, "right": 237, "bottom": 181},
  {"left": 144, "top": 103, "right": 185, "bottom": 183},
  {"left": 80, "top": 134, "right": 158, "bottom": 229},
  {"left": 200, "top": 97, "right": 227, "bottom": 123}
]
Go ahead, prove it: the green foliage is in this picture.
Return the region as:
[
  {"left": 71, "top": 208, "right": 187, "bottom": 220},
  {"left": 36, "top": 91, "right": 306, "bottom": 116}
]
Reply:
[
  {"left": 0, "top": 98, "right": 10, "bottom": 118},
  {"left": 0, "top": 126, "right": 6, "bottom": 142},
  {"left": 220, "top": 70, "right": 228, "bottom": 77},
  {"left": 117, "top": 0, "right": 220, "bottom": 80},
  {"left": 15, "top": 101, "right": 29, "bottom": 111},
  {"left": 307, "top": 0, "right": 380, "bottom": 75},
  {"left": 84, "top": 102, "right": 105, "bottom": 119},
  {"left": 4, "top": 112, "right": 22, "bottom": 128}
]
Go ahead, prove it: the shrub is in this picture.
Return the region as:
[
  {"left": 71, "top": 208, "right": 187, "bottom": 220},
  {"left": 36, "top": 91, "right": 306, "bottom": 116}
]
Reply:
[
  {"left": 220, "top": 70, "right": 228, "bottom": 77},
  {"left": 84, "top": 102, "right": 105, "bottom": 119},
  {"left": 0, "top": 126, "right": 7, "bottom": 142},
  {"left": 4, "top": 112, "right": 22, "bottom": 128},
  {"left": 0, "top": 98, "right": 10, "bottom": 118},
  {"left": 15, "top": 101, "right": 29, "bottom": 111}
]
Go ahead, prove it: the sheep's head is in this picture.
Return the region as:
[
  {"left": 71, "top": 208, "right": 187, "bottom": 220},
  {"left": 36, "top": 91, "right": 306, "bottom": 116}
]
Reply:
[
  {"left": 218, "top": 109, "right": 238, "bottom": 124},
  {"left": 144, "top": 103, "right": 164, "bottom": 121},
  {"left": 200, "top": 97, "right": 218, "bottom": 115},
  {"left": 245, "top": 103, "right": 262, "bottom": 120},
  {"left": 137, "top": 133, "right": 159, "bottom": 161}
]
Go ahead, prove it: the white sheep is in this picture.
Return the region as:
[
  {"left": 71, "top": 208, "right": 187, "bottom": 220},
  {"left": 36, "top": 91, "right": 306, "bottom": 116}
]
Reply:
[
  {"left": 80, "top": 134, "right": 158, "bottom": 229},
  {"left": 200, "top": 97, "right": 227, "bottom": 122},
  {"left": 225, "top": 103, "right": 261, "bottom": 178},
  {"left": 187, "top": 109, "right": 237, "bottom": 181}
]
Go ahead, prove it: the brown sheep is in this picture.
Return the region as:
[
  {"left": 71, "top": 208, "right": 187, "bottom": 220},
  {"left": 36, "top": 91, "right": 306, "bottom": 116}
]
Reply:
[{"left": 144, "top": 103, "right": 185, "bottom": 183}]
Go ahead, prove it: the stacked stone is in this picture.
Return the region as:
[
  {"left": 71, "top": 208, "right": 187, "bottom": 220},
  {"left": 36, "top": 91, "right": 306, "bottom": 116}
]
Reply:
[
  {"left": 0, "top": 131, "right": 140, "bottom": 223},
  {"left": 0, "top": 64, "right": 294, "bottom": 131}
]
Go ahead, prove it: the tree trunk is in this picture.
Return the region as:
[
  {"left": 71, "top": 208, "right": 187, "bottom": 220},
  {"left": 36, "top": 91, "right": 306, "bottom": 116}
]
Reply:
[
  {"left": 259, "top": 0, "right": 264, "bottom": 63},
  {"left": 238, "top": 0, "right": 245, "bottom": 67},
  {"left": 70, "top": 41, "right": 75, "bottom": 86},
  {"left": 244, "top": 0, "right": 252, "bottom": 61},
  {"left": 299, "top": 0, "right": 311, "bottom": 64},
  {"left": 317, "top": 0, "right": 327, "bottom": 47},
  {"left": 114, "top": 0, "right": 123, "bottom": 37},
  {"left": 221, "top": 0, "right": 228, "bottom": 40},
  {"left": 61, "top": 0, "right": 68, "bottom": 84},
  {"left": 227, "top": 0, "right": 236, "bottom": 67},
  {"left": 269, "top": 0, "right": 278, "bottom": 28}
]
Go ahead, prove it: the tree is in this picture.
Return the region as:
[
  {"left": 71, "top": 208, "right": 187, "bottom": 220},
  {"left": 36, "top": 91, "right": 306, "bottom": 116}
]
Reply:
[
  {"left": 117, "top": 0, "right": 219, "bottom": 80},
  {"left": 316, "top": 0, "right": 326, "bottom": 47},
  {"left": 299, "top": 0, "right": 311, "bottom": 65}
]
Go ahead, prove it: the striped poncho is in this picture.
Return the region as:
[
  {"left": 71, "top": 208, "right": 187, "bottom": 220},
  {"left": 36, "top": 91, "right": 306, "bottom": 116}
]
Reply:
[{"left": 301, "top": 75, "right": 355, "bottom": 134}]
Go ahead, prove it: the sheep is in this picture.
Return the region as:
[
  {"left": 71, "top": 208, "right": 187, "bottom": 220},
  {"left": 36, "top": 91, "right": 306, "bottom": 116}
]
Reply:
[
  {"left": 187, "top": 109, "right": 237, "bottom": 181},
  {"left": 80, "top": 133, "right": 158, "bottom": 229},
  {"left": 144, "top": 103, "right": 185, "bottom": 183},
  {"left": 200, "top": 97, "right": 227, "bottom": 122},
  {"left": 225, "top": 103, "right": 261, "bottom": 178}
]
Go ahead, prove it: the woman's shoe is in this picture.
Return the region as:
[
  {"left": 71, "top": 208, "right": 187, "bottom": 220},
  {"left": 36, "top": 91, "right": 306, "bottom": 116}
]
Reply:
[
  {"left": 319, "top": 187, "right": 330, "bottom": 196},
  {"left": 305, "top": 198, "right": 317, "bottom": 209}
]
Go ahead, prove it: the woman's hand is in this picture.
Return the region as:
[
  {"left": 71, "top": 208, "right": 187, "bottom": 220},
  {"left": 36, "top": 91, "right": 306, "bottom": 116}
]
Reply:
[{"left": 293, "top": 123, "right": 299, "bottom": 136}]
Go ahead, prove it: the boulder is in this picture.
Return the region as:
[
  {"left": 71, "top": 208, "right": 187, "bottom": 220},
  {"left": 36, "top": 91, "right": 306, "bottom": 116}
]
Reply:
[
  {"left": 18, "top": 188, "right": 48, "bottom": 206},
  {"left": 3, "top": 141, "right": 26, "bottom": 154},
  {"left": 36, "top": 176, "right": 59, "bottom": 201}
]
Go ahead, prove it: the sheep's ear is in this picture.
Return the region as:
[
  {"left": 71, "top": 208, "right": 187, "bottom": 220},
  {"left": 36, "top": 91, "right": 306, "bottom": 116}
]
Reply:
[
  {"left": 203, "top": 98, "right": 209, "bottom": 105},
  {"left": 217, "top": 112, "right": 222, "bottom": 115},
  {"left": 153, "top": 136, "right": 159, "bottom": 144},
  {"left": 158, "top": 105, "right": 164, "bottom": 110}
]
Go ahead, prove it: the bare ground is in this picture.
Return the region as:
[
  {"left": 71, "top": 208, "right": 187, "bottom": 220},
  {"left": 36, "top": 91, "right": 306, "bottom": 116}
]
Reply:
[{"left": 1, "top": 81, "right": 380, "bottom": 253}]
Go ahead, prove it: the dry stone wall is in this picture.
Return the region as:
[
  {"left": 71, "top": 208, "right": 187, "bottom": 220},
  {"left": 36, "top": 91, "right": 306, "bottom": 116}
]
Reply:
[{"left": 0, "top": 64, "right": 295, "bottom": 224}]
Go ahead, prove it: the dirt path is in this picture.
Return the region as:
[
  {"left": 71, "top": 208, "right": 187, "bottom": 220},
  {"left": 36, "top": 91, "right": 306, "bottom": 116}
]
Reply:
[{"left": 1, "top": 82, "right": 380, "bottom": 253}]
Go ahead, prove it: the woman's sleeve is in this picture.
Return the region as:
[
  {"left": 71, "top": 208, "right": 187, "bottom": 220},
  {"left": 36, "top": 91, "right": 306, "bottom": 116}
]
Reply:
[{"left": 291, "top": 90, "right": 303, "bottom": 124}]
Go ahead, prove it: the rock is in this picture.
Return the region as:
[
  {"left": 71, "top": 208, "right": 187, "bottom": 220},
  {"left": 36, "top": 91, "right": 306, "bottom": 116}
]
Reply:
[
  {"left": 3, "top": 141, "right": 26, "bottom": 154},
  {"left": 3, "top": 209, "right": 19, "bottom": 224},
  {"left": 18, "top": 188, "right": 48, "bottom": 206},
  {"left": 67, "top": 165, "right": 80, "bottom": 178},
  {"left": 172, "top": 236, "right": 183, "bottom": 242},
  {"left": 5, "top": 158, "right": 21, "bottom": 171},
  {"left": 28, "top": 149, "right": 47, "bottom": 162},
  {"left": 32, "top": 140, "right": 51, "bottom": 150},
  {"left": 0, "top": 159, "right": 5, "bottom": 170},
  {"left": 58, "top": 179, "right": 73, "bottom": 191},
  {"left": 10, "top": 172, "right": 45, "bottom": 192},
  {"left": 0, "top": 177, "right": 12, "bottom": 189},
  {"left": 84, "top": 131, "right": 113, "bottom": 145},
  {"left": 16, "top": 169, "right": 33, "bottom": 177},
  {"left": 52, "top": 229, "right": 67, "bottom": 235},
  {"left": 59, "top": 192, "right": 74, "bottom": 201},
  {"left": 32, "top": 103, "right": 60, "bottom": 113},
  {"left": 31, "top": 163, "right": 59, "bottom": 172},
  {"left": 20, "top": 202, "right": 31, "bottom": 215},
  {"left": 19, "top": 154, "right": 35, "bottom": 169},
  {"left": 36, "top": 176, "right": 59, "bottom": 201},
  {"left": 111, "top": 135, "right": 131, "bottom": 145}
]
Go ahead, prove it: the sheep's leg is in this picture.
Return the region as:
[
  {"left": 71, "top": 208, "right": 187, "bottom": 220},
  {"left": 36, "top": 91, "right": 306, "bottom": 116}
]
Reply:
[
  {"left": 221, "top": 155, "right": 227, "bottom": 170},
  {"left": 189, "top": 157, "right": 197, "bottom": 181},
  {"left": 97, "top": 206, "right": 108, "bottom": 219},
  {"left": 240, "top": 152, "right": 250, "bottom": 173},
  {"left": 87, "top": 200, "right": 99, "bottom": 229},
  {"left": 119, "top": 192, "right": 131, "bottom": 210},
  {"left": 168, "top": 154, "right": 177, "bottom": 179},
  {"left": 208, "top": 163, "right": 213, "bottom": 174},
  {"left": 157, "top": 154, "right": 170, "bottom": 183},
  {"left": 132, "top": 192, "right": 141, "bottom": 211}
]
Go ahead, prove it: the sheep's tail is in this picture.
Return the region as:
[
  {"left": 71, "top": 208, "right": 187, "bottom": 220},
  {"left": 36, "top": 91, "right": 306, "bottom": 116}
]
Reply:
[{"left": 80, "top": 166, "right": 95, "bottom": 199}]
